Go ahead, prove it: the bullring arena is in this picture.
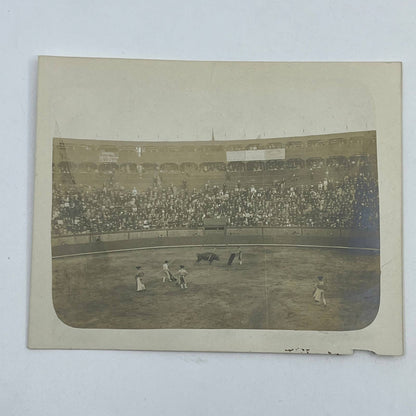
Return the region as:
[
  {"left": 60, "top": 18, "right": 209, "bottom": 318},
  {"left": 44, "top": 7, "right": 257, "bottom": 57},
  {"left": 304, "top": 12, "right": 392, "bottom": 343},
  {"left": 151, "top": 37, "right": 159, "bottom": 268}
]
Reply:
[{"left": 51, "top": 131, "right": 380, "bottom": 331}]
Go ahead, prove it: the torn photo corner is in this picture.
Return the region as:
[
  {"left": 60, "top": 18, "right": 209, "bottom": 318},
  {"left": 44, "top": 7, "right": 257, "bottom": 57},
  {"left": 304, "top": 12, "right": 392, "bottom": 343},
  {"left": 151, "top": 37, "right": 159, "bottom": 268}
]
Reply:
[{"left": 29, "top": 57, "right": 403, "bottom": 355}]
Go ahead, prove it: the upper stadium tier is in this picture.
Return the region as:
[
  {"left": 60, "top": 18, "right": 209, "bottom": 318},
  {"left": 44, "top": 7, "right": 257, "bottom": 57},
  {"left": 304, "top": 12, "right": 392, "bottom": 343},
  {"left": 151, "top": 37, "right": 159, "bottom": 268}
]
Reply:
[{"left": 53, "top": 131, "right": 376, "bottom": 174}]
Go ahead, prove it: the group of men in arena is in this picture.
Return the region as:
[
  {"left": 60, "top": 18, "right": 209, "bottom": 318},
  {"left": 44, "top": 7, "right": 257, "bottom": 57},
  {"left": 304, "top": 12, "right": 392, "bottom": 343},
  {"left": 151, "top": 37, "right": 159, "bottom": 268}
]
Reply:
[
  {"left": 135, "top": 262, "right": 189, "bottom": 292},
  {"left": 135, "top": 247, "right": 243, "bottom": 292}
]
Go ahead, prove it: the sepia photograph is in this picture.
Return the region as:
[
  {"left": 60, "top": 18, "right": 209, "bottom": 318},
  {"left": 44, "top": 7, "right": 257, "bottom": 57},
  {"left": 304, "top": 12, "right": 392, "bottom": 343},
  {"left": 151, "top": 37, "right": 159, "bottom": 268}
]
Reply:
[
  {"left": 29, "top": 57, "right": 402, "bottom": 354},
  {"left": 51, "top": 131, "right": 380, "bottom": 331},
  {"left": 4, "top": 2, "right": 414, "bottom": 414}
]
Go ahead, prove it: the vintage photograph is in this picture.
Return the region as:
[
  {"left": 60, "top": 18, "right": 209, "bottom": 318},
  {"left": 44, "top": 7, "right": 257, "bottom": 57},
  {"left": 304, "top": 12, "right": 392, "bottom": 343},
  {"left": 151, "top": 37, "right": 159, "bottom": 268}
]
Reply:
[
  {"left": 28, "top": 57, "right": 402, "bottom": 354},
  {"left": 51, "top": 131, "right": 380, "bottom": 331}
]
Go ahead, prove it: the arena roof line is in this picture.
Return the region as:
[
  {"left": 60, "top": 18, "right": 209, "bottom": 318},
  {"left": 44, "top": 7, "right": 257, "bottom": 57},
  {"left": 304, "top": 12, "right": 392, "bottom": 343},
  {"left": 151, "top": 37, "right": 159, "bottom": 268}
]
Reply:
[{"left": 54, "top": 130, "right": 376, "bottom": 147}]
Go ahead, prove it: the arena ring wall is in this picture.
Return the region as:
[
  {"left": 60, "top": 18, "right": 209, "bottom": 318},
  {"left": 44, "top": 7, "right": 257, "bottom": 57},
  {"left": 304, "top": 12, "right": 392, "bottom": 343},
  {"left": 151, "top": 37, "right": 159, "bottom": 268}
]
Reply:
[{"left": 51, "top": 227, "right": 379, "bottom": 258}]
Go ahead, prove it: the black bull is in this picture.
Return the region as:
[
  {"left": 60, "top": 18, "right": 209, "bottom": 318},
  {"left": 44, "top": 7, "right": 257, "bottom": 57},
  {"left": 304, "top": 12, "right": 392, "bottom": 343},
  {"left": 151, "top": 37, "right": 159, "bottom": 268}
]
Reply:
[{"left": 196, "top": 252, "right": 220, "bottom": 264}]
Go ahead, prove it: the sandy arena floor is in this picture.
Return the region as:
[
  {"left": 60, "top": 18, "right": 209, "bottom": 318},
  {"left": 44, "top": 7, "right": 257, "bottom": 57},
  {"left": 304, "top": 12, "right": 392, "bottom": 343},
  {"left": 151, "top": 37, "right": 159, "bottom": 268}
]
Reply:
[{"left": 52, "top": 245, "right": 380, "bottom": 331}]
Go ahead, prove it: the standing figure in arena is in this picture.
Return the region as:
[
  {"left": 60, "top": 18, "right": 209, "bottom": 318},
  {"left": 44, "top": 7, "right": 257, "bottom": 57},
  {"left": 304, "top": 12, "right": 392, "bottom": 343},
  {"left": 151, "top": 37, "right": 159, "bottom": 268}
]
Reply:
[
  {"left": 227, "top": 247, "right": 243, "bottom": 266},
  {"left": 135, "top": 266, "right": 146, "bottom": 292},
  {"left": 162, "top": 260, "right": 174, "bottom": 282},
  {"left": 177, "top": 265, "right": 188, "bottom": 289},
  {"left": 227, "top": 251, "right": 236, "bottom": 266},
  {"left": 237, "top": 246, "right": 243, "bottom": 265},
  {"left": 312, "top": 275, "right": 327, "bottom": 306}
]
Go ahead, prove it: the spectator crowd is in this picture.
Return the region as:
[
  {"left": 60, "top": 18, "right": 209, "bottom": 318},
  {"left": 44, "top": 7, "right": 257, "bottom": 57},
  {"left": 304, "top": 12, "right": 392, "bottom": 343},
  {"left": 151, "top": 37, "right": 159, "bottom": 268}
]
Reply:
[{"left": 52, "top": 174, "right": 379, "bottom": 235}]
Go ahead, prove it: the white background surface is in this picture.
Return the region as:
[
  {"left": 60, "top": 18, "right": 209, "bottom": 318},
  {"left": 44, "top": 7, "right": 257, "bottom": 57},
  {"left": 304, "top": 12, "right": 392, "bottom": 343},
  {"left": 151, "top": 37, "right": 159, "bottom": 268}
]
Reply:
[{"left": 1, "top": 1, "right": 414, "bottom": 415}]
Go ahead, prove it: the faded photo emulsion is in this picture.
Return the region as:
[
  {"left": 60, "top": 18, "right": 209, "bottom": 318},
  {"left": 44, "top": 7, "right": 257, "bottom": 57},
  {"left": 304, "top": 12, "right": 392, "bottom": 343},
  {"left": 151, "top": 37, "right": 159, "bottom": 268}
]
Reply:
[
  {"left": 29, "top": 58, "right": 402, "bottom": 354},
  {"left": 52, "top": 132, "right": 380, "bottom": 331}
]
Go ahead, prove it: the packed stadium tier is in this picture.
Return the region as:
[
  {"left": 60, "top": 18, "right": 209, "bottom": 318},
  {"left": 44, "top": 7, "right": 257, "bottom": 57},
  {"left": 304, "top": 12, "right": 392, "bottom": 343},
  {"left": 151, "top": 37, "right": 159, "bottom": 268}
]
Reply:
[{"left": 52, "top": 173, "right": 379, "bottom": 236}]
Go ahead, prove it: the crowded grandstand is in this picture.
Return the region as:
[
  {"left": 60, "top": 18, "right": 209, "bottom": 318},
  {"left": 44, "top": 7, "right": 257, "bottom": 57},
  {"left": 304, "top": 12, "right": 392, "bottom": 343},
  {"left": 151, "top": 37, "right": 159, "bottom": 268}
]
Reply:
[{"left": 51, "top": 131, "right": 379, "bottom": 236}]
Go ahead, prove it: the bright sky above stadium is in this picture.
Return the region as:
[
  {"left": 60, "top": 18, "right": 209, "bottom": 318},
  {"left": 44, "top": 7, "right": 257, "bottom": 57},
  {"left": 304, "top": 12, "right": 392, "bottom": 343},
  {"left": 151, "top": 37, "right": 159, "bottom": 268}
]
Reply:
[{"left": 50, "top": 59, "right": 375, "bottom": 141}]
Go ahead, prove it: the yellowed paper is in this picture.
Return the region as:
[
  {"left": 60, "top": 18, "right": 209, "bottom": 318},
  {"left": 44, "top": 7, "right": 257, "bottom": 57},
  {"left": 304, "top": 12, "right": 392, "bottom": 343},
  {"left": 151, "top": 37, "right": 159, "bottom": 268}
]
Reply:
[{"left": 29, "top": 57, "right": 402, "bottom": 355}]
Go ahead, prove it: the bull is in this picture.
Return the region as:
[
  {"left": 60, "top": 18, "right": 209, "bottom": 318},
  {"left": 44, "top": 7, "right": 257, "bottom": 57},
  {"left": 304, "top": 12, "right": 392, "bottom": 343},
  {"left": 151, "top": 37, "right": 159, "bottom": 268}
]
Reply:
[{"left": 196, "top": 252, "right": 220, "bottom": 264}]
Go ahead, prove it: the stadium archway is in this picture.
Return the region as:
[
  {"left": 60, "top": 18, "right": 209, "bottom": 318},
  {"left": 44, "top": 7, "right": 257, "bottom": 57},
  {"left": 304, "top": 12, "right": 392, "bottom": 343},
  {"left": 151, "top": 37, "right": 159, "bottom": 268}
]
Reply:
[
  {"left": 78, "top": 162, "right": 98, "bottom": 172},
  {"left": 180, "top": 162, "right": 198, "bottom": 172},
  {"left": 99, "top": 162, "right": 119, "bottom": 173},
  {"left": 58, "top": 161, "right": 77, "bottom": 173},
  {"left": 286, "top": 158, "right": 305, "bottom": 169},
  {"left": 247, "top": 161, "right": 265, "bottom": 171},
  {"left": 160, "top": 163, "right": 179, "bottom": 172},
  {"left": 120, "top": 163, "right": 138, "bottom": 173},
  {"left": 327, "top": 156, "right": 348, "bottom": 168},
  {"left": 265, "top": 160, "right": 285, "bottom": 170},
  {"left": 227, "top": 161, "right": 246, "bottom": 172},
  {"left": 306, "top": 157, "right": 325, "bottom": 169},
  {"left": 200, "top": 162, "right": 226, "bottom": 172},
  {"left": 141, "top": 163, "right": 158, "bottom": 172}
]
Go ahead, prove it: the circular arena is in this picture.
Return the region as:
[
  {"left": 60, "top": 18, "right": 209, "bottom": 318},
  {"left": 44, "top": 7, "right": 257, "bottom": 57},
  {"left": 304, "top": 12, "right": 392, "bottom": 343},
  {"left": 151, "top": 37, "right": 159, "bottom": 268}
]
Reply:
[
  {"left": 52, "top": 241, "right": 380, "bottom": 331},
  {"left": 51, "top": 131, "right": 380, "bottom": 332}
]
